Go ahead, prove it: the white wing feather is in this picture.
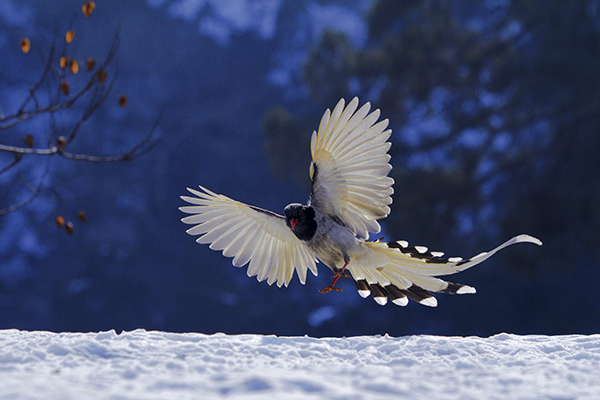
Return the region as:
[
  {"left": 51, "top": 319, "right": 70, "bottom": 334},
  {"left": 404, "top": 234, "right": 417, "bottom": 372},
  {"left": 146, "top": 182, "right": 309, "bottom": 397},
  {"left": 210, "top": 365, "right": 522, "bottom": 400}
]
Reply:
[
  {"left": 179, "top": 186, "right": 318, "bottom": 287},
  {"left": 309, "top": 97, "right": 394, "bottom": 240}
]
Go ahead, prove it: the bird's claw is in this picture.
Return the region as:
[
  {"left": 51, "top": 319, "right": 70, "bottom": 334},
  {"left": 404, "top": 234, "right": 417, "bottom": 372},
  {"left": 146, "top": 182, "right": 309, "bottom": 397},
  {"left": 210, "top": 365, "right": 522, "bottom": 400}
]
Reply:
[
  {"left": 319, "top": 286, "right": 344, "bottom": 294},
  {"left": 319, "top": 266, "right": 350, "bottom": 293},
  {"left": 332, "top": 271, "right": 351, "bottom": 279}
]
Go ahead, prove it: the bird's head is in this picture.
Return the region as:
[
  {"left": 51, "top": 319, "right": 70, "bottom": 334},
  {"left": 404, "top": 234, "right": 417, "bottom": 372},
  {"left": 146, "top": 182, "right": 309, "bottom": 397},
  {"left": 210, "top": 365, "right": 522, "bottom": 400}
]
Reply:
[{"left": 284, "top": 203, "right": 317, "bottom": 241}]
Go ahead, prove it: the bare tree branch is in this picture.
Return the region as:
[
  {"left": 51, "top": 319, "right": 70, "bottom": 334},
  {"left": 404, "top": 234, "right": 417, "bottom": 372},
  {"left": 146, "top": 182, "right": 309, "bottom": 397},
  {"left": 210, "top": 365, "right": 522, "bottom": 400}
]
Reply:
[
  {"left": 0, "top": 112, "right": 161, "bottom": 163},
  {"left": 1, "top": 12, "right": 158, "bottom": 216},
  {"left": 0, "top": 27, "right": 120, "bottom": 132}
]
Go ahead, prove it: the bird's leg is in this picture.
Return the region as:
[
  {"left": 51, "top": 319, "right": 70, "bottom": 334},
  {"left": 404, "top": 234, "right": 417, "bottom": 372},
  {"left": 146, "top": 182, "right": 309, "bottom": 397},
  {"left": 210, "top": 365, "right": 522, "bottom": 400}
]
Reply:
[{"left": 319, "top": 259, "right": 350, "bottom": 294}]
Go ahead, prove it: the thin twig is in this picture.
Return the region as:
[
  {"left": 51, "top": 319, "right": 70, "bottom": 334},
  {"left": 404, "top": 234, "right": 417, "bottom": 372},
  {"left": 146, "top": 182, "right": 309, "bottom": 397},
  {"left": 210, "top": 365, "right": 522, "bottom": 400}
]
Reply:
[
  {"left": 66, "top": 70, "right": 117, "bottom": 145},
  {"left": 13, "top": 44, "right": 56, "bottom": 117},
  {"left": 0, "top": 156, "right": 52, "bottom": 216},
  {"left": 61, "top": 112, "right": 162, "bottom": 162},
  {"left": 0, "top": 154, "right": 23, "bottom": 175},
  {"left": 120, "top": 109, "right": 163, "bottom": 161}
]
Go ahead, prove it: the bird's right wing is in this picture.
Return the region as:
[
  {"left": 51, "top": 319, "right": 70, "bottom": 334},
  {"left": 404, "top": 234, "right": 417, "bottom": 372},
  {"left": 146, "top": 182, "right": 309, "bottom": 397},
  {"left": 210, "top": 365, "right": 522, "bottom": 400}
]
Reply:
[{"left": 179, "top": 186, "right": 318, "bottom": 287}]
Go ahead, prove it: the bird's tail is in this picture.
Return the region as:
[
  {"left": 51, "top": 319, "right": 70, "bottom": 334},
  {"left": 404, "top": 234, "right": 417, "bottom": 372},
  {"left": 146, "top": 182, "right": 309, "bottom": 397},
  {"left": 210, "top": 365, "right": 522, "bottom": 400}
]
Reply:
[{"left": 346, "top": 234, "right": 542, "bottom": 307}]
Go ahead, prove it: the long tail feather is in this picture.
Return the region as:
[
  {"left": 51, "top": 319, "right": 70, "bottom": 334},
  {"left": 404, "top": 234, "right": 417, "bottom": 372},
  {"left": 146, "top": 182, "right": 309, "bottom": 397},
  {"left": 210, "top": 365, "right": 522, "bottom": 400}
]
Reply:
[{"left": 348, "top": 234, "right": 542, "bottom": 307}]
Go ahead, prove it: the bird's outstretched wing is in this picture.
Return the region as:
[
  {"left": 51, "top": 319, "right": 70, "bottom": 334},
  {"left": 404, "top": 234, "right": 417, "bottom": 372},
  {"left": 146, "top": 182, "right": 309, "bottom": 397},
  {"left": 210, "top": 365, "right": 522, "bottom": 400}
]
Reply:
[
  {"left": 179, "top": 186, "right": 318, "bottom": 287},
  {"left": 309, "top": 97, "right": 394, "bottom": 240}
]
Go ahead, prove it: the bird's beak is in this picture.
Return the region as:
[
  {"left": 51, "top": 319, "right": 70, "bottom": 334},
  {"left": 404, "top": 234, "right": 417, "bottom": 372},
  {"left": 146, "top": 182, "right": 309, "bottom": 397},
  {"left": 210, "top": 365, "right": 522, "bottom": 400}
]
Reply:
[{"left": 290, "top": 218, "right": 298, "bottom": 230}]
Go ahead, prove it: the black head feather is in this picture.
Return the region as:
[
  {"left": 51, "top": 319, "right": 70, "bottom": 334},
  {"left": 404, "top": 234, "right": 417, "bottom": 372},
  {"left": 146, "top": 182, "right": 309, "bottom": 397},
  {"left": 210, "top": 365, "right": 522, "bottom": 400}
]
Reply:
[{"left": 284, "top": 203, "right": 317, "bottom": 241}]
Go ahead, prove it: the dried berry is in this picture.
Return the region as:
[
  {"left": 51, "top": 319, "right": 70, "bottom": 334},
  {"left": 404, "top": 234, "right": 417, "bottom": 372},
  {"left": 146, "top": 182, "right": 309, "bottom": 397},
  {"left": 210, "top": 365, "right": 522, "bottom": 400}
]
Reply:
[
  {"left": 20, "top": 38, "right": 30, "bottom": 53},
  {"left": 60, "top": 80, "right": 70, "bottom": 95},
  {"left": 65, "top": 30, "right": 75, "bottom": 44},
  {"left": 77, "top": 211, "right": 88, "bottom": 222},
  {"left": 82, "top": 1, "right": 96, "bottom": 17},
  {"left": 98, "top": 69, "right": 108, "bottom": 83},
  {"left": 86, "top": 57, "right": 96, "bottom": 71},
  {"left": 69, "top": 59, "right": 79, "bottom": 74},
  {"left": 24, "top": 134, "right": 34, "bottom": 148},
  {"left": 56, "top": 136, "right": 67, "bottom": 151}
]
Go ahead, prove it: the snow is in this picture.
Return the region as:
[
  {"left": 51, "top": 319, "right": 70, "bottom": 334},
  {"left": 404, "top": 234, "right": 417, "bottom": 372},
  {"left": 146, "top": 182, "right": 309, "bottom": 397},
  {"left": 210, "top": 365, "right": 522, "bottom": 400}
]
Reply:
[{"left": 1, "top": 330, "right": 599, "bottom": 399}]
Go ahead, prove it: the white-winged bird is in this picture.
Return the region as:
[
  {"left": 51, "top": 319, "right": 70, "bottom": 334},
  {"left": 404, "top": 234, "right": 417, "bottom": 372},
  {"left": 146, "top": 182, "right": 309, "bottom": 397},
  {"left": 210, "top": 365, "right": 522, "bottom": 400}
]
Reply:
[{"left": 180, "top": 98, "right": 542, "bottom": 307}]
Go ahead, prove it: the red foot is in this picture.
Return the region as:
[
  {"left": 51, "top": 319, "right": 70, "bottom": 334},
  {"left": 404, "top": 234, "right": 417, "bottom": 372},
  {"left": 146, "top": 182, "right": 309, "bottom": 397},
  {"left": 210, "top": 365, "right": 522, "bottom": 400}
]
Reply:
[
  {"left": 318, "top": 260, "right": 350, "bottom": 294},
  {"left": 319, "top": 285, "right": 344, "bottom": 294}
]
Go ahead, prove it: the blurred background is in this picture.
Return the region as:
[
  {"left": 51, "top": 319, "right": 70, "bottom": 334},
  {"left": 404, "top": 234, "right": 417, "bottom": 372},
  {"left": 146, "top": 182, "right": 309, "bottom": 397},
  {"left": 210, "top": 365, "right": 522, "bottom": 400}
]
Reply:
[{"left": 1, "top": 0, "right": 598, "bottom": 337}]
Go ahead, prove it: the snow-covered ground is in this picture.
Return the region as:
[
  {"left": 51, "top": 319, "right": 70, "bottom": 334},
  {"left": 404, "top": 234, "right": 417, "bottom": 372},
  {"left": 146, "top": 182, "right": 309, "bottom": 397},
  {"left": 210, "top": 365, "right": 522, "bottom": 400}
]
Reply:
[{"left": 1, "top": 329, "right": 599, "bottom": 399}]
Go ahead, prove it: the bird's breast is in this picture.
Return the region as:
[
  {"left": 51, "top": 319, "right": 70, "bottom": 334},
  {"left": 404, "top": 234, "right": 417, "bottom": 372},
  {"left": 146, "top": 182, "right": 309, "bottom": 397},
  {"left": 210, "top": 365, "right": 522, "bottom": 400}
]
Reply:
[{"left": 306, "top": 214, "right": 362, "bottom": 270}]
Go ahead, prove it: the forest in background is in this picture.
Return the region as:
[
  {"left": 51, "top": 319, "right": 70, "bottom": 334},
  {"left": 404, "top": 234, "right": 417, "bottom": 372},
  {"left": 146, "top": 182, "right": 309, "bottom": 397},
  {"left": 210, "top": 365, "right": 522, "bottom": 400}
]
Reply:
[{"left": 1, "top": 0, "right": 598, "bottom": 337}]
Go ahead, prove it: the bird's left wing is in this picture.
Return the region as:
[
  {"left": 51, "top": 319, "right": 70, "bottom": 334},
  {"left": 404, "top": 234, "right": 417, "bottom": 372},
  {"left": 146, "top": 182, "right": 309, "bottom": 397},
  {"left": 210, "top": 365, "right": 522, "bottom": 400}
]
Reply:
[
  {"left": 309, "top": 97, "right": 394, "bottom": 240},
  {"left": 180, "top": 186, "right": 318, "bottom": 287}
]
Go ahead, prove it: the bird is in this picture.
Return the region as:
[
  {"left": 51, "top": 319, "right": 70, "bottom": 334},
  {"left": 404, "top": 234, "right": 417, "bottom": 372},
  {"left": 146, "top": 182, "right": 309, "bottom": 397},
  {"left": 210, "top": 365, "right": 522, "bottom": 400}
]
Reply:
[{"left": 179, "top": 97, "right": 542, "bottom": 307}]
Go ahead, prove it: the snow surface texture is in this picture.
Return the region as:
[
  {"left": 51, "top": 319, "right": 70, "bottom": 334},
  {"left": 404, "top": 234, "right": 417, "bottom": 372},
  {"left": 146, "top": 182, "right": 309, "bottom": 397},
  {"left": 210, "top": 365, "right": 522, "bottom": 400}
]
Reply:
[{"left": 1, "top": 330, "right": 599, "bottom": 400}]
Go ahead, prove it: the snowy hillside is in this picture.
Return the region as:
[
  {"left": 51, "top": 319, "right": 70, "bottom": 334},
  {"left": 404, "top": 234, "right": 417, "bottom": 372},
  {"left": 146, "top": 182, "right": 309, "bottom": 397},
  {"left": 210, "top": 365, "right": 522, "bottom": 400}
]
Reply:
[{"left": 1, "top": 330, "right": 599, "bottom": 399}]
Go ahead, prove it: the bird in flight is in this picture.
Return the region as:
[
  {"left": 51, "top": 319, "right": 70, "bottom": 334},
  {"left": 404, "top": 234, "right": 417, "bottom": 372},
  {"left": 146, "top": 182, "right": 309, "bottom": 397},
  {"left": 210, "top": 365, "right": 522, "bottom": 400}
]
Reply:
[{"left": 180, "top": 97, "right": 542, "bottom": 307}]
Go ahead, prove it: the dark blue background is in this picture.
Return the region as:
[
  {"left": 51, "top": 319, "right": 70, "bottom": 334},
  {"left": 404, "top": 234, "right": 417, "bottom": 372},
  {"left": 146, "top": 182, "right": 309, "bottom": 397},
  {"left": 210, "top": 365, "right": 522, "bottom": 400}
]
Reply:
[{"left": 1, "top": 0, "right": 598, "bottom": 337}]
